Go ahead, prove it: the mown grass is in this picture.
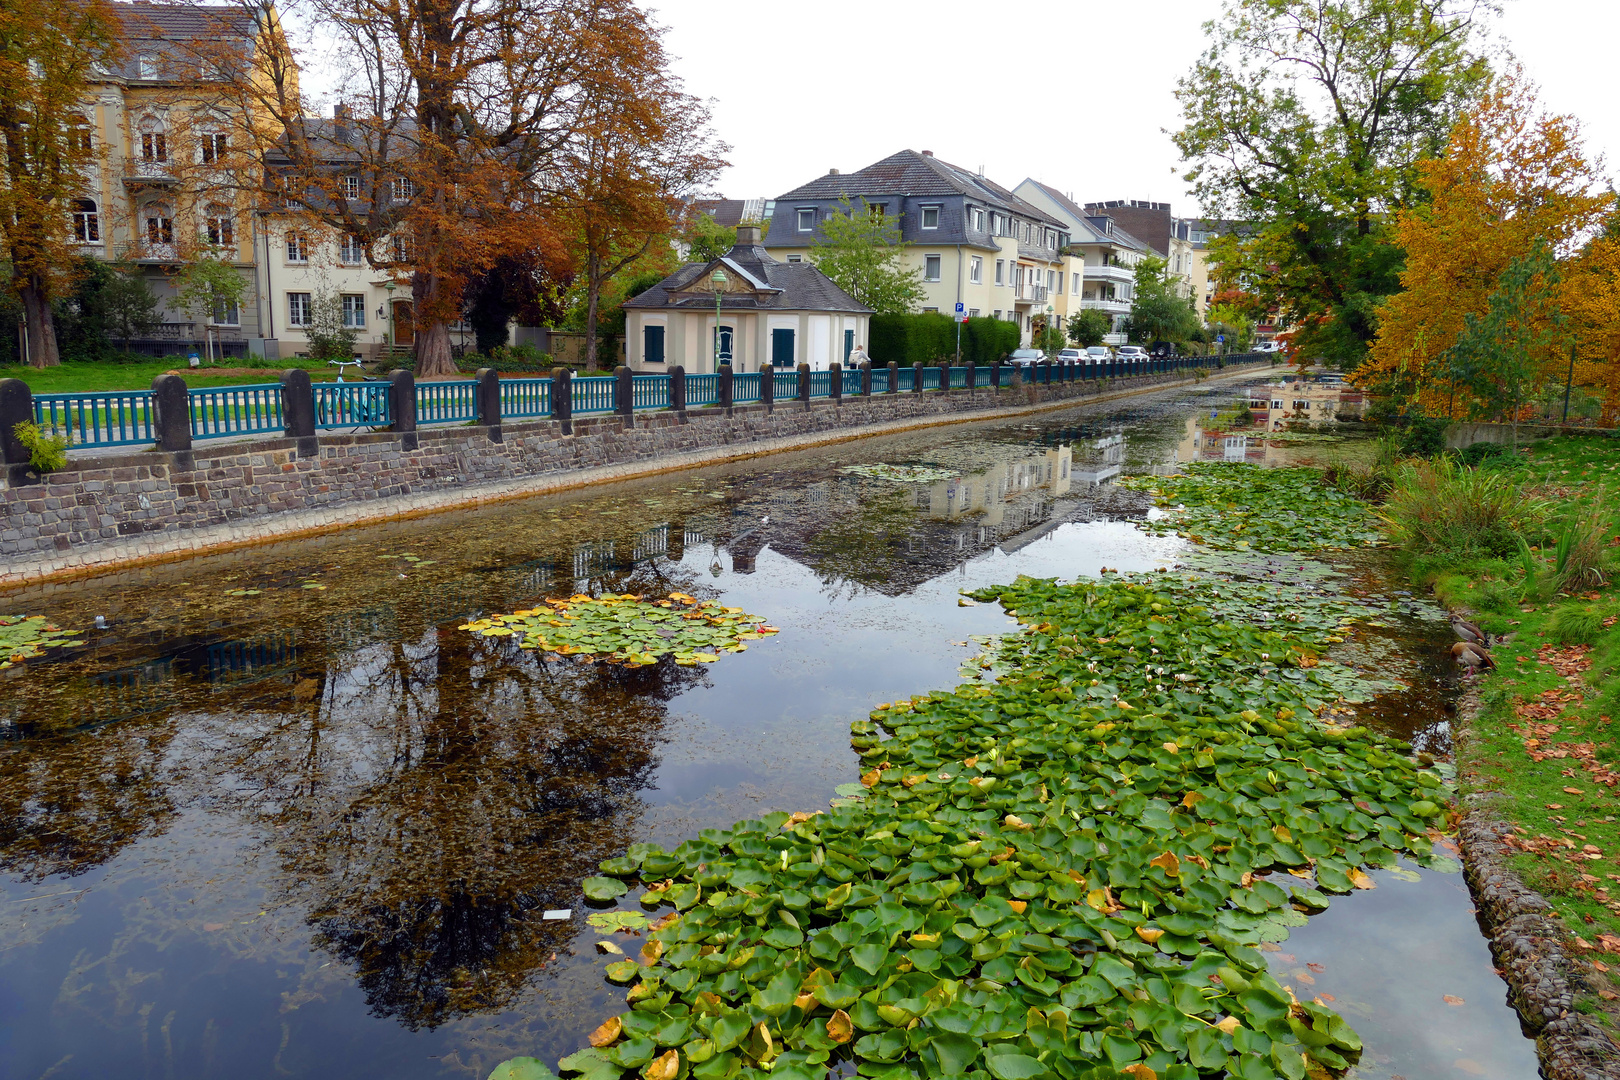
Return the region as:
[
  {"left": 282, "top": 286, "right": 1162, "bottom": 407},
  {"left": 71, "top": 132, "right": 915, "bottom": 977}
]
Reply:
[
  {"left": 1394, "top": 434, "right": 1620, "bottom": 1019},
  {"left": 0, "top": 356, "right": 341, "bottom": 393}
]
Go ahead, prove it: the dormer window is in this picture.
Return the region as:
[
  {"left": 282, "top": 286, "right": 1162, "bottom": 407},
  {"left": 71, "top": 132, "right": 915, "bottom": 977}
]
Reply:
[
  {"left": 796, "top": 207, "right": 815, "bottom": 232},
  {"left": 920, "top": 205, "right": 940, "bottom": 229},
  {"left": 969, "top": 207, "right": 984, "bottom": 231},
  {"left": 340, "top": 174, "right": 360, "bottom": 199}
]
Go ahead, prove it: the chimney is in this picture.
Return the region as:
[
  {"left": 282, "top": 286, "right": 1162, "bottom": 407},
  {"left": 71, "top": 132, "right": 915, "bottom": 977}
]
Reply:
[
  {"left": 828, "top": 168, "right": 839, "bottom": 175},
  {"left": 735, "top": 224, "right": 763, "bottom": 247},
  {"left": 921, "top": 150, "right": 933, "bottom": 157},
  {"left": 333, "top": 101, "right": 349, "bottom": 142}
]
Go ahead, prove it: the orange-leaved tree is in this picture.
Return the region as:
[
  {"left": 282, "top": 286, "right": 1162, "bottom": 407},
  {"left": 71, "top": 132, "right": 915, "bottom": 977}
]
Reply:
[
  {"left": 1560, "top": 218, "right": 1620, "bottom": 423},
  {"left": 0, "top": 0, "right": 121, "bottom": 367},
  {"left": 1362, "top": 69, "right": 1613, "bottom": 416},
  {"left": 552, "top": 11, "right": 726, "bottom": 371},
  {"left": 185, "top": 0, "right": 657, "bottom": 377}
]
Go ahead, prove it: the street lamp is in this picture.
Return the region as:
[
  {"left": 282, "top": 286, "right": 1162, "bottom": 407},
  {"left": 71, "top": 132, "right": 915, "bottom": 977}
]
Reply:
[
  {"left": 383, "top": 280, "right": 397, "bottom": 352},
  {"left": 710, "top": 268, "right": 727, "bottom": 373}
]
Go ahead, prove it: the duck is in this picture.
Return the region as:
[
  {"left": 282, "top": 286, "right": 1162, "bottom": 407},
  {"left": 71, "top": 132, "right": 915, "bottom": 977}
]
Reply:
[
  {"left": 1451, "top": 640, "right": 1496, "bottom": 676},
  {"left": 1450, "top": 613, "right": 1490, "bottom": 648}
]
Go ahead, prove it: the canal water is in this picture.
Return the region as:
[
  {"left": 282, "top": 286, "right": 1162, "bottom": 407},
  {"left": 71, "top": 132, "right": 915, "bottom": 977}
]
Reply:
[{"left": 0, "top": 385, "right": 1536, "bottom": 1079}]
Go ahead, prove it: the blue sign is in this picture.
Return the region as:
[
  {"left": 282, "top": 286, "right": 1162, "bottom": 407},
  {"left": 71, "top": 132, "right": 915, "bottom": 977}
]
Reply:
[
  {"left": 954, "top": 302, "right": 965, "bottom": 314},
  {"left": 1216, "top": 335, "right": 1225, "bottom": 343}
]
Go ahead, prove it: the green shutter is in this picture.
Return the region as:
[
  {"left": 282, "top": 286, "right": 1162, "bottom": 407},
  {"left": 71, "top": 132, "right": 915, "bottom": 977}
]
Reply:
[{"left": 643, "top": 324, "right": 665, "bottom": 364}]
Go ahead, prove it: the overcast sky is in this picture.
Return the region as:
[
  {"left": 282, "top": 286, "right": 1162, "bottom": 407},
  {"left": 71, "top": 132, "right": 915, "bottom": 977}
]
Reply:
[{"left": 644, "top": 0, "right": 1620, "bottom": 215}]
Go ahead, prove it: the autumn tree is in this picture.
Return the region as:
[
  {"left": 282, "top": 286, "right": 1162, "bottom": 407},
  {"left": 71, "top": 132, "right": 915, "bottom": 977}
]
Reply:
[
  {"left": 1561, "top": 220, "right": 1620, "bottom": 422},
  {"left": 184, "top": 0, "right": 668, "bottom": 377},
  {"left": 553, "top": 27, "right": 726, "bottom": 371},
  {"left": 1173, "top": 0, "right": 1494, "bottom": 367},
  {"left": 0, "top": 0, "right": 120, "bottom": 366},
  {"left": 1362, "top": 71, "right": 1613, "bottom": 416}
]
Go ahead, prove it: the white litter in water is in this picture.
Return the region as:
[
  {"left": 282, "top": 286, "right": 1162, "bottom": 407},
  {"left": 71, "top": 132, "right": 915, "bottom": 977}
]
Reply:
[{"left": 542, "top": 909, "right": 572, "bottom": 920}]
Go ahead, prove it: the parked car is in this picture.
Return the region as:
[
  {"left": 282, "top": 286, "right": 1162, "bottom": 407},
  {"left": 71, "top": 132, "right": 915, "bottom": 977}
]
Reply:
[
  {"left": 1008, "top": 348, "right": 1046, "bottom": 367},
  {"left": 1057, "top": 348, "right": 1084, "bottom": 362},
  {"left": 1255, "top": 340, "right": 1281, "bottom": 353},
  {"left": 1116, "top": 346, "right": 1148, "bottom": 360},
  {"left": 1083, "top": 346, "right": 1113, "bottom": 363}
]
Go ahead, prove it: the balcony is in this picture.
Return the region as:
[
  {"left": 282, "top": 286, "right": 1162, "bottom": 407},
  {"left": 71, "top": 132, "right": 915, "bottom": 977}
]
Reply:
[
  {"left": 1013, "top": 284, "right": 1047, "bottom": 306},
  {"left": 1084, "top": 263, "right": 1134, "bottom": 285},
  {"left": 123, "top": 160, "right": 178, "bottom": 185},
  {"left": 1080, "top": 297, "right": 1130, "bottom": 314}
]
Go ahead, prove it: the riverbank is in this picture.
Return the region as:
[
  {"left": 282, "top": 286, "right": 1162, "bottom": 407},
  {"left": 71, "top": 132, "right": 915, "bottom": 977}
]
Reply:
[
  {"left": 1395, "top": 434, "right": 1620, "bottom": 1076},
  {"left": 0, "top": 366, "right": 1262, "bottom": 590}
]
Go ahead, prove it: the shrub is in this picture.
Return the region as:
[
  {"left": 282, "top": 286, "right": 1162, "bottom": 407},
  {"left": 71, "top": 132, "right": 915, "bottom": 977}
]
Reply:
[
  {"left": 1323, "top": 457, "right": 1396, "bottom": 502},
  {"left": 12, "top": 421, "right": 71, "bottom": 473},
  {"left": 1550, "top": 604, "right": 1603, "bottom": 645},
  {"left": 461, "top": 343, "right": 554, "bottom": 373},
  {"left": 1397, "top": 415, "right": 1448, "bottom": 458},
  {"left": 1383, "top": 457, "right": 1545, "bottom": 558},
  {"left": 1457, "top": 440, "right": 1511, "bottom": 466},
  {"left": 871, "top": 313, "right": 1018, "bottom": 366},
  {"left": 1550, "top": 498, "right": 1610, "bottom": 592}
]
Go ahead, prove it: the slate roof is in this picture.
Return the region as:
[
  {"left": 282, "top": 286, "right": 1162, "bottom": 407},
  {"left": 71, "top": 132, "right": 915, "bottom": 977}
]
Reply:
[
  {"left": 777, "top": 150, "right": 1064, "bottom": 230},
  {"left": 625, "top": 239, "right": 871, "bottom": 315},
  {"left": 118, "top": 1, "right": 256, "bottom": 38},
  {"left": 1020, "top": 180, "right": 1154, "bottom": 255}
]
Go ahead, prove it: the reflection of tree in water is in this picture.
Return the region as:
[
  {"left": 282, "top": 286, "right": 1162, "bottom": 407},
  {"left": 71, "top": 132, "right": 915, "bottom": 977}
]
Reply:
[
  {"left": 795, "top": 487, "right": 925, "bottom": 598},
  {"left": 212, "top": 571, "right": 712, "bottom": 1030},
  {"left": 0, "top": 714, "right": 179, "bottom": 880}
]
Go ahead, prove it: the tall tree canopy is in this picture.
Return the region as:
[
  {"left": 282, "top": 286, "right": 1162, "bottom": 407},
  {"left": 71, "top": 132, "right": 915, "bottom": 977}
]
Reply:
[
  {"left": 0, "top": 0, "right": 120, "bottom": 366},
  {"left": 1126, "top": 256, "right": 1200, "bottom": 344},
  {"left": 1173, "top": 0, "right": 1494, "bottom": 367},
  {"left": 1362, "top": 72, "right": 1612, "bottom": 415}
]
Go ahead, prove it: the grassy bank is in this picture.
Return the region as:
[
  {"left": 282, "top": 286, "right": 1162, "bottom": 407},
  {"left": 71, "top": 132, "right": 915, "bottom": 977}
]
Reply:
[
  {"left": 0, "top": 357, "right": 336, "bottom": 392},
  {"left": 1391, "top": 435, "right": 1620, "bottom": 1022}
]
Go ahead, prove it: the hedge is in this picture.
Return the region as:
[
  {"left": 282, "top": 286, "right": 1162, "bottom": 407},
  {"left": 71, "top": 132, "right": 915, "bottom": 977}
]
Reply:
[{"left": 868, "top": 314, "right": 1020, "bottom": 366}]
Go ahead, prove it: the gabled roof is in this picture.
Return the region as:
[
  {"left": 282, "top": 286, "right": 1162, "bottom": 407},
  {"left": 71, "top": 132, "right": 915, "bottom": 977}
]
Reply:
[
  {"left": 117, "top": 1, "right": 258, "bottom": 40},
  {"left": 626, "top": 238, "right": 871, "bottom": 315},
  {"left": 1019, "top": 180, "right": 1153, "bottom": 254},
  {"left": 777, "top": 150, "right": 1064, "bottom": 229}
]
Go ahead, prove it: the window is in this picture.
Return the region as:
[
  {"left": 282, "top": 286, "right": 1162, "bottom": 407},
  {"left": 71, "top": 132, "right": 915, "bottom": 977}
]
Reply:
[
  {"left": 643, "top": 324, "right": 665, "bottom": 364},
  {"left": 341, "top": 295, "right": 367, "bottom": 328},
  {"left": 1047, "top": 270, "right": 1056, "bottom": 291},
  {"left": 340, "top": 174, "right": 360, "bottom": 200},
  {"left": 204, "top": 204, "right": 233, "bottom": 246},
  {"left": 286, "top": 232, "right": 308, "bottom": 262},
  {"left": 994, "top": 260, "right": 1005, "bottom": 286},
  {"left": 71, "top": 199, "right": 99, "bottom": 242},
  {"left": 69, "top": 116, "right": 94, "bottom": 154},
  {"left": 923, "top": 254, "right": 941, "bottom": 282},
  {"left": 990, "top": 213, "right": 1002, "bottom": 235},
  {"left": 138, "top": 115, "right": 167, "bottom": 163},
  {"left": 922, "top": 307, "right": 938, "bottom": 313},
  {"left": 339, "top": 234, "right": 365, "bottom": 264},
  {"left": 1072, "top": 271, "right": 1081, "bottom": 294},
  {"left": 287, "top": 293, "right": 312, "bottom": 326},
  {"left": 200, "top": 132, "right": 227, "bottom": 163},
  {"left": 920, "top": 205, "right": 940, "bottom": 229},
  {"left": 138, "top": 54, "right": 158, "bottom": 79},
  {"left": 144, "top": 204, "right": 173, "bottom": 246},
  {"left": 1053, "top": 271, "right": 1062, "bottom": 295},
  {"left": 390, "top": 176, "right": 414, "bottom": 202},
  {"left": 970, "top": 207, "right": 984, "bottom": 231},
  {"left": 992, "top": 309, "right": 1001, "bottom": 320},
  {"left": 1023, "top": 223, "right": 1031, "bottom": 243},
  {"left": 969, "top": 256, "right": 982, "bottom": 284},
  {"left": 785, "top": 254, "right": 803, "bottom": 263},
  {"left": 866, "top": 203, "right": 885, "bottom": 217},
  {"left": 1046, "top": 230, "right": 1056, "bottom": 250},
  {"left": 211, "top": 297, "right": 239, "bottom": 325},
  {"left": 391, "top": 232, "right": 414, "bottom": 263},
  {"left": 796, "top": 207, "right": 814, "bottom": 232}
]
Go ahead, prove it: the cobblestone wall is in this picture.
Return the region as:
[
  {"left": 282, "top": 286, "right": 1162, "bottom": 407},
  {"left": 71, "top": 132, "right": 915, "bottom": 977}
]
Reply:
[{"left": 0, "top": 371, "right": 1217, "bottom": 570}]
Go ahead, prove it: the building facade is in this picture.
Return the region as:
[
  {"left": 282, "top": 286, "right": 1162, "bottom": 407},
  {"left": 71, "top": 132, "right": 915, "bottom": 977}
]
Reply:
[{"left": 765, "top": 151, "right": 1082, "bottom": 346}]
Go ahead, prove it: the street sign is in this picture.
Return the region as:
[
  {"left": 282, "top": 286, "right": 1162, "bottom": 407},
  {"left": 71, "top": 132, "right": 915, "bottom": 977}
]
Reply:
[
  {"left": 954, "top": 302, "right": 964, "bottom": 314},
  {"left": 1216, "top": 335, "right": 1225, "bottom": 343}
]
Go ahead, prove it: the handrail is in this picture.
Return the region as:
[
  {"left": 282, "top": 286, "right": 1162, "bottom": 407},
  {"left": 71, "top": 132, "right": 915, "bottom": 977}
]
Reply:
[
  {"left": 190, "top": 382, "right": 284, "bottom": 440},
  {"left": 33, "top": 390, "right": 156, "bottom": 448},
  {"left": 415, "top": 379, "right": 478, "bottom": 425}
]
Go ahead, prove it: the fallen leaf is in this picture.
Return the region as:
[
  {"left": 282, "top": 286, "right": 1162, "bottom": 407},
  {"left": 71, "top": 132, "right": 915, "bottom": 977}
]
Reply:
[
  {"left": 1348, "top": 867, "right": 1376, "bottom": 890},
  {"left": 1135, "top": 926, "right": 1165, "bottom": 944},
  {"left": 645, "top": 1049, "right": 679, "bottom": 1080},
  {"left": 1214, "top": 1016, "right": 1241, "bottom": 1034},
  {"left": 1443, "top": 995, "right": 1465, "bottom": 1006},
  {"left": 826, "top": 1010, "right": 853, "bottom": 1044},
  {"left": 1600, "top": 990, "right": 1619, "bottom": 1001},
  {"left": 1566, "top": 787, "right": 1586, "bottom": 795},
  {"left": 1121, "top": 1066, "right": 1157, "bottom": 1080},
  {"left": 596, "top": 940, "right": 623, "bottom": 955},
  {"left": 1007, "top": 900, "right": 1028, "bottom": 915},
  {"left": 202, "top": 923, "right": 226, "bottom": 932},
  {"left": 1307, "top": 962, "right": 1326, "bottom": 973},
  {"left": 1148, "top": 851, "right": 1181, "bottom": 877},
  {"left": 588, "top": 1015, "right": 622, "bottom": 1046}
]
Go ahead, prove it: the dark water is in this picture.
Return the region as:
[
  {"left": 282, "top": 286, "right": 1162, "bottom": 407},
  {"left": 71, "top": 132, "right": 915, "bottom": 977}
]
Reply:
[{"left": 0, "top": 387, "right": 1536, "bottom": 1079}]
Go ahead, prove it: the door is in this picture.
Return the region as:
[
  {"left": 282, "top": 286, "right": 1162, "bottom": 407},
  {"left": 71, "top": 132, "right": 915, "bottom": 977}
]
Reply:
[
  {"left": 771, "top": 328, "right": 795, "bottom": 368},
  {"left": 844, "top": 328, "right": 854, "bottom": 362},
  {"left": 714, "top": 325, "right": 734, "bottom": 364},
  {"left": 643, "top": 324, "right": 665, "bottom": 365},
  {"left": 391, "top": 300, "right": 414, "bottom": 347}
]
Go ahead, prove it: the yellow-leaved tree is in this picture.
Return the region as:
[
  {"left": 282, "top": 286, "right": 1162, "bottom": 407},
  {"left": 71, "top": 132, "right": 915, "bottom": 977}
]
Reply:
[
  {"left": 1361, "top": 69, "right": 1613, "bottom": 417},
  {"left": 1561, "top": 221, "right": 1620, "bottom": 423}
]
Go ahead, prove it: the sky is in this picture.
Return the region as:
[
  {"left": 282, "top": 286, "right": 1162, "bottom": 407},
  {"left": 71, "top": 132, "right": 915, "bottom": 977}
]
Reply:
[{"left": 641, "top": 0, "right": 1620, "bottom": 216}]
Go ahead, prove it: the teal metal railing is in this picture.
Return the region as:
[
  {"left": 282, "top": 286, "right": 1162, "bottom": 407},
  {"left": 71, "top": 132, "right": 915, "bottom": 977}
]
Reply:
[
  {"left": 416, "top": 380, "right": 479, "bottom": 425},
  {"left": 773, "top": 370, "right": 799, "bottom": 400},
  {"left": 33, "top": 390, "right": 156, "bottom": 448},
  {"left": 573, "top": 375, "right": 616, "bottom": 413},
  {"left": 314, "top": 381, "right": 391, "bottom": 428},
  {"left": 190, "top": 383, "right": 284, "bottom": 440},
  {"left": 687, "top": 373, "right": 719, "bottom": 406},
  {"left": 632, "top": 374, "right": 670, "bottom": 410},
  {"left": 501, "top": 378, "right": 550, "bottom": 418},
  {"left": 841, "top": 367, "right": 863, "bottom": 396},
  {"left": 809, "top": 370, "right": 831, "bottom": 397},
  {"left": 734, "top": 372, "right": 762, "bottom": 403}
]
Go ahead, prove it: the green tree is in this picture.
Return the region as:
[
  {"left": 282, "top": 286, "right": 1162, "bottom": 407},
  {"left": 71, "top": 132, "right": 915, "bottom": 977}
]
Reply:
[
  {"left": 1440, "top": 240, "right": 1567, "bottom": 446},
  {"left": 1066, "top": 309, "right": 1111, "bottom": 347},
  {"left": 1205, "top": 302, "right": 1255, "bottom": 352},
  {"left": 684, "top": 213, "right": 735, "bottom": 262},
  {"left": 99, "top": 260, "right": 160, "bottom": 351},
  {"left": 1127, "top": 256, "right": 1200, "bottom": 343},
  {"left": 1173, "top": 0, "right": 1493, "bottom": 367},
  {"left": 810, "top": 199, "right": 924, "bottom": 316},
  {"left": 170, "top": 255, "right": 246, "bottom": 363},
  {"left": 53, "top": 256, "right": 158, "bottom": 359},
  {"left": 306, "top": 287, "right": 359, "bottom": 362}
]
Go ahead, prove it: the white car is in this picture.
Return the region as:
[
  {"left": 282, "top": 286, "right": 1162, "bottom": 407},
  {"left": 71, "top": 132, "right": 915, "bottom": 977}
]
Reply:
[
  {"left": 1084, "top": 346, "right": 1113, "bottom": 362},
  {"left": 1116, "top": 346, "right": 1148, "bottom": 359},
  {"left": 1007, "top": 349, "right": 1045, "bottom": 367},
  {"left": 1255, "top": 340, "right": 1281, "bottom": 353},
  {"left": 1057, "top": 348, "right": 1084, "bottom": 362}
]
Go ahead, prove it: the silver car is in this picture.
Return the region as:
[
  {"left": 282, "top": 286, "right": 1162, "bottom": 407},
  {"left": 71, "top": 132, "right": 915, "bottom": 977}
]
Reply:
[{"left": 1008, "top": 349, "right": 1045, "bottom": 367}]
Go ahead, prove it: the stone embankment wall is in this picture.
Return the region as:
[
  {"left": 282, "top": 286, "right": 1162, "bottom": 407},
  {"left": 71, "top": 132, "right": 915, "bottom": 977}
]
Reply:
[{"left": 0, "top": 367, "right": 1247, "bottom": 583}]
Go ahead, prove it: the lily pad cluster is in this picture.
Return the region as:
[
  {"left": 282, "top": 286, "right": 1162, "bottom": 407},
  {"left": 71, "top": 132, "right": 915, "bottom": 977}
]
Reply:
[
  {"left": 551, "top": 573, "right": 1450, "bottom": 1080},
  {"left": 840, "top": 464, "right": 961, "bottom": 484},
  {"left": 0, "top": 615, "right": 82, "bottom": 669},
  {"left": 1122, "top": 464, "right": 1380, "bottom": 553},
  {"left": 460, "top": 593, "right": 778, "bottom": 667}
]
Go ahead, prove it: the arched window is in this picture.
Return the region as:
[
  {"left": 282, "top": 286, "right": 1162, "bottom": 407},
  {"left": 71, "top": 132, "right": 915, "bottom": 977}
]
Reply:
[
  {"left": 137, "top": 116, "right": 167, "bottom": 163},
  {"left": 204, "top": 203, "right": 233, "bottom": 246},
  {"left": 71, "top": 199, "right": 99, "bottom": 243},
  {"left": 144, "top": 202, "right": 174, "bottom": 247}
]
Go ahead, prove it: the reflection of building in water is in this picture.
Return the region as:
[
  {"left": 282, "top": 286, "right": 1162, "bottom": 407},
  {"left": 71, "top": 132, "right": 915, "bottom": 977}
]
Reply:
[
  {"left": 1242, "top": 377, "right": 1364, "bottom": 430},
  {"left": 1072, "top": 433, "right": 1125, "bottom": 487},
  {"left": 1173, "top": 415, "right": 1294, "bottom": 467}
]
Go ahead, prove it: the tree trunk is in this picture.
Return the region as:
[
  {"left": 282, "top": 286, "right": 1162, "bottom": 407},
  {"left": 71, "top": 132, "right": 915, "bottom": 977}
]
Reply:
[
  {"left": 583, "top": 252, "right": 601, "bottom": 372},
  {"left": 412, "top": 272, "right": 459, "bottom": 378},
  {"left": 19, "top": 277, "right": 60, "bottom": 368}
]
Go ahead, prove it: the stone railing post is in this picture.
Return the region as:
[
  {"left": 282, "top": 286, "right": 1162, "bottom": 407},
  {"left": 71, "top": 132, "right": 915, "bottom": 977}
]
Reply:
[
  {"left": 0, "top": 377, "right": 35, "bottom": 480},
  {"left": 991, "top": 361, "right": 1002, "bottom": 390},
  {"left": 614, "top": 365, "right": 634, "bottom": 422},
  {"left": 829, "top": 362, "right": 842, "bottom": 404},
  {"left": 797, "top": 363, "right": 811, "bottom": 407},
  {"left": 965, "top": 360, "right": 976, "bottom": 395},
  {"left": 718, "top": 363, "right": 733, "bottom": 411},
  {"left": 551, "top": 367, "right": 573, "bottom": 435},
  {"left": 151, "top": 373, "right": 192, "bottom": 453},
  {"left": 669, "top": 365, "right": 687, "bottom": 419},
  {"left": 886, "top": 361, "right": 898, "bottom": 393},
  {"left": 913, "top": 361, "right": 925, "bottom": 393},
  {"left": 279, "top": 368, "right": 316, "bottom": 455},
  {"left": 860, "top": 361, "right": 872, "bottom": 396},
  {"left": 388, "top": 370, "right": 417, "bottom": 449},
  {"left": 476, "top": 367, "right": 502, "bottom": 442},
  {"left": 759, "top": 363, "right": 773, "bottom": 413},
  {"left": 938, "top": 361, "right": 952, "bottom": 393}
]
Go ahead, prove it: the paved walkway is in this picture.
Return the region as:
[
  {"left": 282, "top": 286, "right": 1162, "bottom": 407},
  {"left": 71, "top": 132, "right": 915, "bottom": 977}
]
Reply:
[{"left": 2, "top": 369, "right": 1261, "bottom": 589}]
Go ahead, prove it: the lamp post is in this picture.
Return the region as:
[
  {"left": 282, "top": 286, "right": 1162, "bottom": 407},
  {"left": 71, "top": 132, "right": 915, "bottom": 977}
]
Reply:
[
  {"left": 710, "top": 268, "right": 727, "bottom": 373},
  {"left": 1045, "top": 304, "right": 1054, "bottom": 354},
  {"left": 383, "top": 280, "right": 397, "bottom": 352}
]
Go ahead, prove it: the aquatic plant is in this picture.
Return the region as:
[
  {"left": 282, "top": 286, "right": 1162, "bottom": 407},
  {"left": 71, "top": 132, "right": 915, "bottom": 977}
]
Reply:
[
  {"left": 840, "top": 464, "right": 962, "bottom": 484},
  {"left": 548, "top": 575, "right": 1449, "bottom": 1080},
  {"left": 1124, "top": 464, "right": 1382, "bottom": 553},
  {"left": 461, "top": 593, "right": 777, "bottom": 667},
  {"left": 0, "top": 615, "right": 82, "bottom": 669}
]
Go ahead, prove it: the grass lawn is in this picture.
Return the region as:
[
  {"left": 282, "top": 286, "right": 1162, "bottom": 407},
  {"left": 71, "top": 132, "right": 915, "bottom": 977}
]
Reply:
[
  {"left": 0, "top": 357, "right": 340, "bottom": 393},
  {"left": 1413, "top": 434, "right": 1620, "bottom": 1023}
]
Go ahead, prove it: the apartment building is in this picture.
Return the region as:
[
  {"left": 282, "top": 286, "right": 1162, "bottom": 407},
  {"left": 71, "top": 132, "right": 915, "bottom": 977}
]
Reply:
[
  {"left": 1013, "top": 182, "right": 1154, "bottom": 339},
  {"left": 765, "top": 151, "right": 1083, "bottom": 346}
]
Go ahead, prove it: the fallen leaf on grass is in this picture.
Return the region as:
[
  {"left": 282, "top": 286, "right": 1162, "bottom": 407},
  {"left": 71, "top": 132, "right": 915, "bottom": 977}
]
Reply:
[{"left": 1566, "top": 787, "right": 1586, "bottom": 795}]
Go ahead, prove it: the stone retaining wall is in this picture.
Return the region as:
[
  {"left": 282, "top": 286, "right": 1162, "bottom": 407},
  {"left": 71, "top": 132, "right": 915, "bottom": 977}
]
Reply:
[{"left": 0, "top": 367, "right": 1255, "bottom": 583}]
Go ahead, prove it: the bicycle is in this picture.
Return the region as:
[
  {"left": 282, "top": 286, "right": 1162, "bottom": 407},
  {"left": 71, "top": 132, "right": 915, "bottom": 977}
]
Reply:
[{"left": 326, "top": 358, "right": 388, "bottom": 428}]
